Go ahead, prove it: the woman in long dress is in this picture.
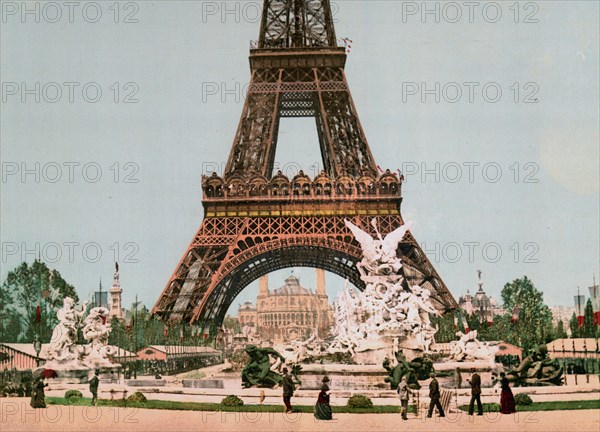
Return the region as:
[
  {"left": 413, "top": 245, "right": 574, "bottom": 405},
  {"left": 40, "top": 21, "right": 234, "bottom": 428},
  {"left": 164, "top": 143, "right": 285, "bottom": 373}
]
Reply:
[
  {"left": 30, "top": 377, "right": 47, "bottom": 408},
  {"left": 499, "top": 372, "right": 516, "bottom": 414},
  {"left": 314, "top": 384, "right": 333, "bottom": 420}
]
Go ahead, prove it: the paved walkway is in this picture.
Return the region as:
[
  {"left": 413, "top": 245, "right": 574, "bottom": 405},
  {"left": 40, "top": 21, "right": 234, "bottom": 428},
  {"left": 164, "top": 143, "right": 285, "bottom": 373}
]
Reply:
[{"left": 1, "top": 398, "right": 599, "bottom": 432}]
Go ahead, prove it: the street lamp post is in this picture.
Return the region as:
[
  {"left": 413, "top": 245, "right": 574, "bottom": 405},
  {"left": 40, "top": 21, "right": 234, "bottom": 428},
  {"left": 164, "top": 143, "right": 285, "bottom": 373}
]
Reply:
[{"left": 33, "top": 335, "right": 42, "bottom": 367}]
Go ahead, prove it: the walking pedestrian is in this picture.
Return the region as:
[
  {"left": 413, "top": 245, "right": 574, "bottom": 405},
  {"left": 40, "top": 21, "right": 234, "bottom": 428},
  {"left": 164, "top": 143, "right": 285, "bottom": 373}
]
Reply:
[
  {"left": 397, "top": 376, "right": 411, "bottom": 420},
  {"left": 30, "top": 377, "right": 47, "bottom": 409},
  {"left": 281, "top": 367, "right": 296, "bottom": 413},
  {"left": 89, "top": 370, "right": 100, "bottom": 406},
  {"left": 468, "top": 368, "right": 483, "bottom": 415},
  {"left": 427, "top": 372, "right": 445, "bottom": 418},
  {"left": 499, "top": 372, "right": 517, "bottom": 414},
  {"left": 314, "top": 382, "right": 332, "bottom": 420}
]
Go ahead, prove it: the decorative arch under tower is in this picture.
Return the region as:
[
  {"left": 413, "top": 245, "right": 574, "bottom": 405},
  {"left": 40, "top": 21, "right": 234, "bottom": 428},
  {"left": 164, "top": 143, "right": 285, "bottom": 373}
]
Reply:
[{"left": 152, "top": 0, "right": 458, "bottom": 328}]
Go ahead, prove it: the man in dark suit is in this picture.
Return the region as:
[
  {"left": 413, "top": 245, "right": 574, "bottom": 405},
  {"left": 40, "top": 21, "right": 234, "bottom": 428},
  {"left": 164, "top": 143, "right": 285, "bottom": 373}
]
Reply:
[
  {"left": 468, "top": 368, "right": 483, "bottom": 415},
  {"left": 89, "top": 370, "right": 100, "bottom": 406},
  {"left": 281, "top": 367, "right": 296, "bottom": 413},
  {"left": 427, "top": 372, "right": 445, "bottom": 418}
]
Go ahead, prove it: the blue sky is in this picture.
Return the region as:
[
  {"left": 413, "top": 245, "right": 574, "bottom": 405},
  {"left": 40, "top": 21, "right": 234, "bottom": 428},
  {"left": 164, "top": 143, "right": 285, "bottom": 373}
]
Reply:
[{"left": 1, "top": 1, "right": 598, "bottom": 315}]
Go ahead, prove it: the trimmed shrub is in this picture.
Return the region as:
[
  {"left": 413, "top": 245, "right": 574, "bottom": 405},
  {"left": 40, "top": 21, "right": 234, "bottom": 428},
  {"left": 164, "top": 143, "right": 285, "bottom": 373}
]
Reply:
[
  {"left": 127, "top": 391, "right": 147, "bottom": 403},
  {"left": 65, "top": 390, "right": 83, "bottom": 400},
  {"left": 221, "top": 395, "right": 244, "bottom": 406},
  {"left": 227, "top": 350, "right": 249, "bottom": 372},
  {"left": 347, "top": 394, "right": 373, "bottom": 409},
  {"left": 514, "top": 393, "right": 533, "bottom": 406}
]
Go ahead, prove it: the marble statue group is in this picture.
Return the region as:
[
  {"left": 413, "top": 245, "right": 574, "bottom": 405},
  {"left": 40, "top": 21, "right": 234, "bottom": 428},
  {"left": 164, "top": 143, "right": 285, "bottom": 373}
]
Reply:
[
  {"left": 328, "top": 219, "right": 439, "bottom": 363},
  {"left": 41, "top": 296, "right": 116, "bottom": 373}
]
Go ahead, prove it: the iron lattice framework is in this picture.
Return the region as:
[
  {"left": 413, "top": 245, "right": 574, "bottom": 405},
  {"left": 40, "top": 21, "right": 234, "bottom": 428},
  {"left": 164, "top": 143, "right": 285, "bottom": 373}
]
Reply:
[{"left": 152, "top": 0, "right": 458, "bottom": 327}]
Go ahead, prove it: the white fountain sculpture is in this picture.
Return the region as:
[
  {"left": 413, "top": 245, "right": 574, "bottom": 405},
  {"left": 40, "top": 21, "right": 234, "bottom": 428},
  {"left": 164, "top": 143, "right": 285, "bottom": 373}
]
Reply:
[
  {"left": 40, "top": 297, "right": 119, "bottom": 379},
  {"left": 328, "top": 218, "right": 440, "bottom": 364},
  {"left": 448, "top": 330, "right": 499, "bottom": 363},
  {"left": 81, "top": 307, "right": 116, "bottom": 368},
  {"left": 275, "top": 330, "right": 326, "bottom": 364},
  {"left": 42, "top": 297, "right": 88, "bottom": 367}
]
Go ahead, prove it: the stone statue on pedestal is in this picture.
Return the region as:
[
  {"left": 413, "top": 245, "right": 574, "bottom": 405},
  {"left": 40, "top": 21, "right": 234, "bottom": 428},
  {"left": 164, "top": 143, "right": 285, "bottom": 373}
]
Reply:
[
  {"left": 40, "top": 297, "right": 119, "bottom": 380},
  {"left": 43, "top": 297, "right": 88, "bottom": 365},
  {"left": 81, "top": 307, "right": 115, "bottom": 368}
]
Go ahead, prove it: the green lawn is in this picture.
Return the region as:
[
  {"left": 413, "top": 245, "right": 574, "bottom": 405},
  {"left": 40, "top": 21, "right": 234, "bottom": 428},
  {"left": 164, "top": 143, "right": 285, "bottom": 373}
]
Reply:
[
  {"left": 458, "top": 400, "right": 600, "bottom": 412},
  {"left": 47, "top": 397, "right": 414, "bottom": 414},
  {"left": 48, "top": 397, "right": 599, "bottom": 414}
]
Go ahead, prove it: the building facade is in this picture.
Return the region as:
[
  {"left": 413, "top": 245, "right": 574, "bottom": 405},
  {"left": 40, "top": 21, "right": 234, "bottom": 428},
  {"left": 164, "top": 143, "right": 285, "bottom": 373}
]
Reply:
[
  {"left": 458, "top": 270, "right": 504, "bottom": 323},
  {"left": 237, "top": 269, "right": 332, "bottom": 343}
]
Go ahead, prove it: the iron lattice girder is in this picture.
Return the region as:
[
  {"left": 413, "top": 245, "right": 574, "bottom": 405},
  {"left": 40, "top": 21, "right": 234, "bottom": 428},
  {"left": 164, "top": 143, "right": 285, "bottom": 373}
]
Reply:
[
  {"left": 258, "top": 0, "right": 337, "bottom": 49},
  {"left": 152, "top": 212, "right": 458, "bottom": 326},
  {"left": 152, "top": 0, "right": 458, "bottom": 328},
  {"left": 226, "top": 58, "right": 377, "bottom": 178}
]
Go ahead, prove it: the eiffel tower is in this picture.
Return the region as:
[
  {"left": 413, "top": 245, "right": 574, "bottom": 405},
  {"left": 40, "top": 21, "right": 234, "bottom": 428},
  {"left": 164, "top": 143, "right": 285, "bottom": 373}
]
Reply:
[{"left": 152, "top": 0, "right": 458, "bottom": 326}]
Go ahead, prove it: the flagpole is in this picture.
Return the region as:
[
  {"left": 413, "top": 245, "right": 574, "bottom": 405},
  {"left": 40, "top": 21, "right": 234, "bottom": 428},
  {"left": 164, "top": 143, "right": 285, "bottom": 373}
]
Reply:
[
  {"left": 34, "top": 257, "right": 43, "bottom": 363},
  {"left": 134, "top": 294, "right": 138, "bottom": 379}
]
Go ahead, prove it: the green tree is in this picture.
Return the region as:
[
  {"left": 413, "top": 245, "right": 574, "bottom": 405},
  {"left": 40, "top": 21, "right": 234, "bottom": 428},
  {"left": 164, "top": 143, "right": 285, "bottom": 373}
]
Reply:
[
  {"left": 569, "top": 312, "right": 580, "bottom": 338},
  {"left": 108, "top": 316, "right": 127, "bottom": 348},
  {"left": 0, "top": 276, "right": 15, "bottom": 340},
  {"left": 555, "top": 319, "right": 568, "bottom": 339},
  {"left": 1, "top": 261, "right": 79, "bottom": 342},
  {"left": 430, "top": 313, "right": 456, "bottom": 343},
  {"left": 481, "top": 313, "right": 512, "bottom": 342},
  {"left": 500, "top": 276, "right": 553, "bottom": 355},
  {"left": 583, "top": 299, "right": 597, "bottom": 338},
  {"left": 223, "top": 315, "right": 241, "bottom": 335}
]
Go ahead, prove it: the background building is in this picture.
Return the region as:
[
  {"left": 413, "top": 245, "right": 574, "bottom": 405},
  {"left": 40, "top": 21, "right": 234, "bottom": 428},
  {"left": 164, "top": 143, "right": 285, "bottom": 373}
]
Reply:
[
  {"left": 236, "top": 269, "right": 332, "bottom": 343},
  {"left": 549, "top": 305, "right": 576, "bottom": 326},
  {"left": 458, "top": 270, "right": 504, "bottom": 323}
]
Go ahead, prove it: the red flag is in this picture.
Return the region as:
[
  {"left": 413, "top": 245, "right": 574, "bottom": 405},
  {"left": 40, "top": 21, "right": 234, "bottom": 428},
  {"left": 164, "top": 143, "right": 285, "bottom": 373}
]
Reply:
[
  {"left": 35, "top": 306, "right": 42, "bottom": 324},
  {"left": 163, "top": 326, "right": 169, "bottom": 337},
  {"left": 101, "top": 315, "right": 107, "bottom": 325}
]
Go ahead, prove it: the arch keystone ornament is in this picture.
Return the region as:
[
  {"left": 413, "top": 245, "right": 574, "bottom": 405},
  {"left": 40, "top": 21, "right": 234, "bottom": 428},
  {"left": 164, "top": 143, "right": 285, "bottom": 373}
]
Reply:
[{"left": 151, "top": 0, "right": 458, "bottom": 329}]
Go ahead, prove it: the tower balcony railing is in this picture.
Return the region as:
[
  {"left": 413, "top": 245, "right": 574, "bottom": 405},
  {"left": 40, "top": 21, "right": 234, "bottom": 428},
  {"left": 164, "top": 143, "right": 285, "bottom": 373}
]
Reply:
[
  {"left": 249, "top": 40, "right": 344, "bottom": 52},
  {"left": 201, "top": 170, "right": 402, "bottom": 202}
]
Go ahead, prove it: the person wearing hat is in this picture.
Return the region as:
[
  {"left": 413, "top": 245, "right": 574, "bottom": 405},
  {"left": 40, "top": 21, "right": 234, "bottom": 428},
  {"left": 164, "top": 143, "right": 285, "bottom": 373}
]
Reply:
[
  {"left": 89, "top": 370, "right": 100, "bottom": 406},
  {"left": 397, "top": 376, "right": 411, "bottom": 420},
  {"left": 427, "top": 372, "right": 445, "bottom": 418},
  {"left": 314, "top": 376, "right": 332, "bottom": 420},
  {"left": 30, "top": 376, "right": 47, "bottom": 408},
  {"left": 467, "top": 368, "right": 483, "bottom": 416},
  {"left": 281, "top": 367, "right": 296, "bottom": 413}
]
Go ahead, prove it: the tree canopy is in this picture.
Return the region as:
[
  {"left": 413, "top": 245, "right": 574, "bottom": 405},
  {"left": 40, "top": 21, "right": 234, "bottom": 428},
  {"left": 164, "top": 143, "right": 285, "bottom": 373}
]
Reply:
[
  {"left": 0, "top": 261, "right": 78, "bottom": 342},
  {"left": 500, "top": 276, "right": 553, "bottom": 354}
]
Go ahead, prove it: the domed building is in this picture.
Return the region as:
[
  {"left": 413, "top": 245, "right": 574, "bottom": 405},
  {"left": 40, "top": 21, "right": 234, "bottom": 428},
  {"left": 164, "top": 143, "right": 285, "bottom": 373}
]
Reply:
[
  {"left": 237, "top": 269, "right": 332, "bottom": 343},
  {"left": 458, "top": 270, "right": 502, "bottom": 324}
]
